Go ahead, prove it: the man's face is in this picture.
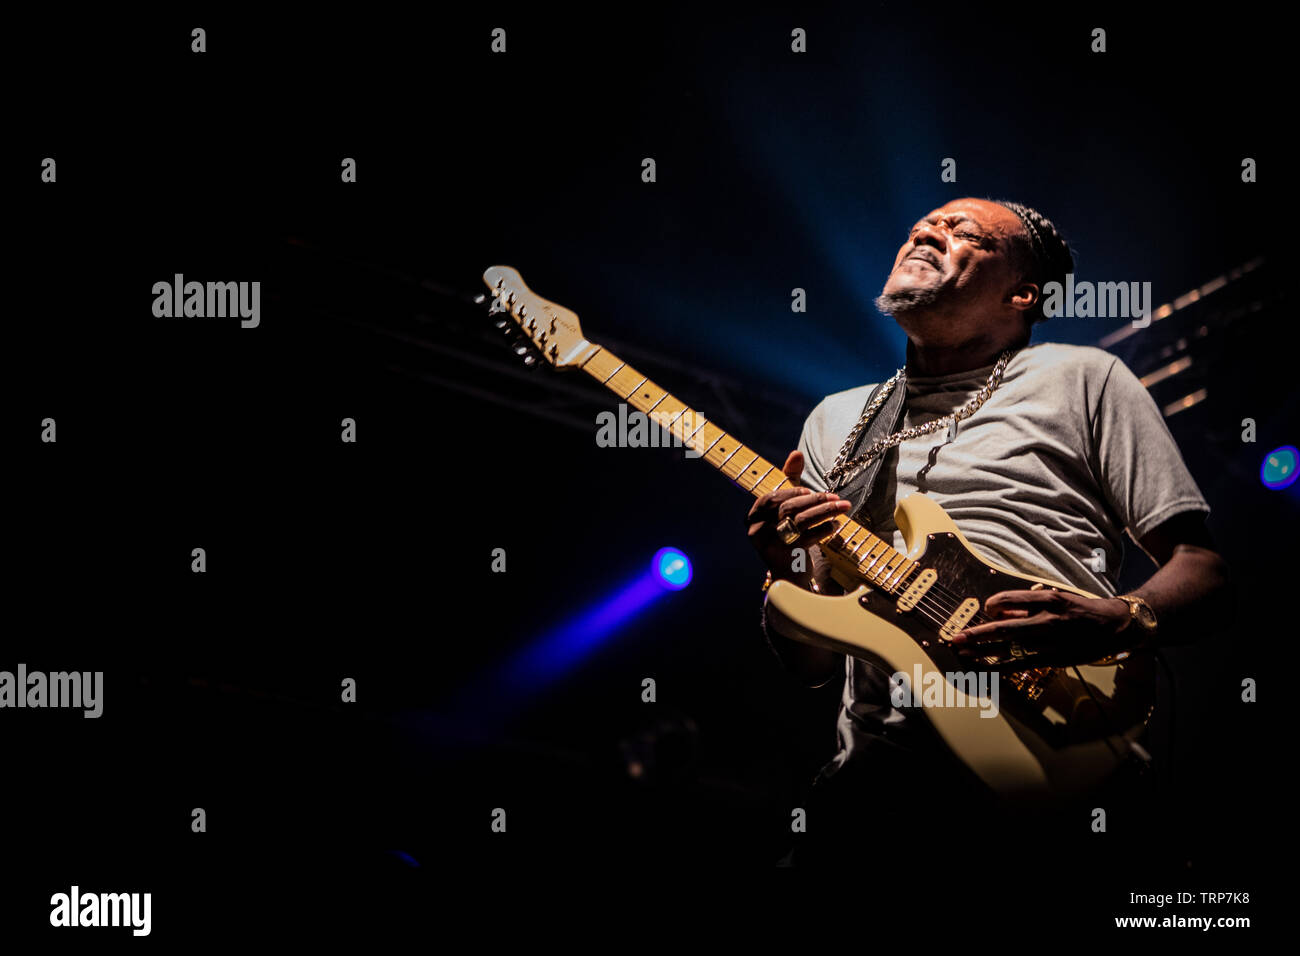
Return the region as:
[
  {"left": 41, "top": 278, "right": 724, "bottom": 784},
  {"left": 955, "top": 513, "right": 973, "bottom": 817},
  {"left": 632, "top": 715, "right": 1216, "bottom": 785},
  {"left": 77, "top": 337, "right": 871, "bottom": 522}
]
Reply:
[{"left": 877, "top": 198, "right": 1033, "bottom": 347}]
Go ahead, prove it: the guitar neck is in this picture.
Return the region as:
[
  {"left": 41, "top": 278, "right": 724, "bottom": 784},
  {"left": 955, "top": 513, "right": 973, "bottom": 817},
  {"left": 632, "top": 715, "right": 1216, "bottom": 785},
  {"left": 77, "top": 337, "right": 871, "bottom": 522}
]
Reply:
[{"left": 579, "top": 346, "right": 920, "bottom": 593}]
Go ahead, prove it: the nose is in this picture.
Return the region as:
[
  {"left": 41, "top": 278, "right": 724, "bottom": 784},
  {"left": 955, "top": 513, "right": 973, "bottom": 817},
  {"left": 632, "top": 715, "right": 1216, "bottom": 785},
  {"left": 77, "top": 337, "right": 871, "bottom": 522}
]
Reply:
[{"left": 911, "top": 222, "right": 948, "bottom": 255}]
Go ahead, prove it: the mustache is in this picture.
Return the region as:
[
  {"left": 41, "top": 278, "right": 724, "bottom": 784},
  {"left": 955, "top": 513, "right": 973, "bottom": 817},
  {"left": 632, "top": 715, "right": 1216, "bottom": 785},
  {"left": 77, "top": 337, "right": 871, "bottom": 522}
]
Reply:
[{"left": 902, "top": 249, "right": 942, "bottom": 270}]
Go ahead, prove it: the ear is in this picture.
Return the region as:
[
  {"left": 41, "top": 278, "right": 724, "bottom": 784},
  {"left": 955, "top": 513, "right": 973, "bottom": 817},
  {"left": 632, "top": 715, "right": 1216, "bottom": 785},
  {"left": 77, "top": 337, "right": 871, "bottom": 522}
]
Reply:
[{"left": 1007, "top": 280, "right": 1039, "bottom": 314}]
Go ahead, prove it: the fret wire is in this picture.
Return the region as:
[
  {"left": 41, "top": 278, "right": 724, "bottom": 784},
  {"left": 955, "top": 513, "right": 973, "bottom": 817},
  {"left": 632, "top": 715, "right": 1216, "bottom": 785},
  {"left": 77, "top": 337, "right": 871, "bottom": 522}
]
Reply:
[
  {"left": 716, "top": 443, "right": 742, "bottom": 469},
  {"left": 730, "top": 452, "right": 760, "bottom": 477},
  {"left": 879, "top": 554, "right": 906, "bottom": 588},
  {"left": 746, "top": 464, "right": 775, "bottom": 491},
  {"left": 884, "top": 560, "right": 911, "bottom": 591},
  {"left": 699, "top": 431, "right": 726, "bottom": 457},
  {"left": 859, "top": 540, "right": 885, "bottom": 564},
  {"left": 866, "top": 557, "right": 895, "bottom": 587},
  {"left": 861, "top": 546, "right": 889, "bottom": 577}
]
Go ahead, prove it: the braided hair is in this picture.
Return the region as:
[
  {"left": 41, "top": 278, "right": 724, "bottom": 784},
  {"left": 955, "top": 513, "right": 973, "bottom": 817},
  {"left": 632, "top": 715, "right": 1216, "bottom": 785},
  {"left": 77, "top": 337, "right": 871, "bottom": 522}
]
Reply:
[{"left": 990, "top": 199, "right": 1075, "bottom": 324}]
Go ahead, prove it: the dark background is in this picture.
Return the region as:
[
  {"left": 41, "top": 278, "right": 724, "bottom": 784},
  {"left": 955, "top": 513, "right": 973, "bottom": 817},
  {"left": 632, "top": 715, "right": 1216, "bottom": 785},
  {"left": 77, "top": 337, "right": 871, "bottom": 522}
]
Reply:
[{"left": 8, "top": 3, "right": 1288, "bottom": 940}]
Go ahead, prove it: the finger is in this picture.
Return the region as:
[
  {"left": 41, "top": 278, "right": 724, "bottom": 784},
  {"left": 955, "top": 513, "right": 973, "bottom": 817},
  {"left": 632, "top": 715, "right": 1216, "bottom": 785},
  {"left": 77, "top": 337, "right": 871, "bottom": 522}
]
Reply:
[
  {"left": 761, "top": 486, "right": 818, "bottom": 506},
  {"left": 777, "top": 491, "right": 841, "bottom": 521},
  {"left": 984, "top": 590, "right": 1062, "bottom": 612},
  {"left": 789, "top": 498, "right": 853, "bottom": 530},
  {"left": 984, "top": 592, "right": 1070, "bottom": 618},
  {"left": 747, "top": 498, "right": 779, "bottom": 525},
  {"left": 782, "top": 450, "right": 805, "bottom": 484},
  {"left": 749, "top": 487, "right": 815, "bottom": 526},
  {"left": 797, "top": 517, "right": 846, "bottom": 545},
  {"left": 951, "top": 613, "right": 1058, "bottom": 644}
]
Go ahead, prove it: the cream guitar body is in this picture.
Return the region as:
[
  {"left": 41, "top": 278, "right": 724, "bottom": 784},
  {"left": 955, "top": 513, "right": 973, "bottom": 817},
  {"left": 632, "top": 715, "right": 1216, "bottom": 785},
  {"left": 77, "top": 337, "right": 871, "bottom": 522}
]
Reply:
[
  {"left": 764, "top": 493, "right": 1153, "bottom": 799},
  {"left": 477, "top": 264, "right": 1154, "bottom": 801}
]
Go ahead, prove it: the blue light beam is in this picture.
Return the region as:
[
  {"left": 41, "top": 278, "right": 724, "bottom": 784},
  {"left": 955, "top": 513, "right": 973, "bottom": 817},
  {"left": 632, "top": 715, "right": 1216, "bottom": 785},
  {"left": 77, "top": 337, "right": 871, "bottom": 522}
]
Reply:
[{"left": 453, "top": 549, "right": 694, "bottom": 721}]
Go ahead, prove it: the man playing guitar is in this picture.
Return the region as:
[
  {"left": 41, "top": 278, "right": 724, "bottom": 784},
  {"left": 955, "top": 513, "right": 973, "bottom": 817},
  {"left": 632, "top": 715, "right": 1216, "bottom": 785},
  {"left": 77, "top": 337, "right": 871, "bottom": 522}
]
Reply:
[{"left": 746, "top": 198, "right": 1229, "bottom": 861}]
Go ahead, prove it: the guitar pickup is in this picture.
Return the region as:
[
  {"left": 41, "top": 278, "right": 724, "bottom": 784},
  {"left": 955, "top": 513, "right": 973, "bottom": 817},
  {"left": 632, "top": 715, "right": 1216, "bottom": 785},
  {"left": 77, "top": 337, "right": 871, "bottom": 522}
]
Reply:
[
  {"left": 895, "top": 568, "right": 937, "bottom": 612},
  {"left": 939, "top": 598, "right": 980, "bottom": 640}
]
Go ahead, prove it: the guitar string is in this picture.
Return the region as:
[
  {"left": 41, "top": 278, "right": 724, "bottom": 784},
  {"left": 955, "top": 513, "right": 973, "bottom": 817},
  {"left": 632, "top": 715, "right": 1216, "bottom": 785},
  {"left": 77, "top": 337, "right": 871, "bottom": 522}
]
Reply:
[
  {"left": 820, "top": 559, "right": 1004, "bottom": 668},
  {"left": 830, "top": 559, "right": 1115, "bottom": 710},
  {"left": 766, "top": 474, "right": 987, "bottom": 621},
  {"left": 834, "top": 552, "right": 992, "bottom": 627},
  {"left": 841, "top": 563, "right": 992, "bottom": 629},
  {"left": 845, "top": 586, "right": 1003, "bottom": 670},
  {"left": 821, "top": 524, "right": 991, "bottom": 622},
  {"left": 829, "top": 553, "right": 963, "bottom": 622}
]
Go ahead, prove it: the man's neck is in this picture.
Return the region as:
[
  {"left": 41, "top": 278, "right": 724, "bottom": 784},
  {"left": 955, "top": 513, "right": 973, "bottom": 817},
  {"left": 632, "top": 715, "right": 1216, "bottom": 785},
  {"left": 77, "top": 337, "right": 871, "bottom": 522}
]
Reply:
[{"left": 905, "top": 336, "right": 1023, "bottom": 378}]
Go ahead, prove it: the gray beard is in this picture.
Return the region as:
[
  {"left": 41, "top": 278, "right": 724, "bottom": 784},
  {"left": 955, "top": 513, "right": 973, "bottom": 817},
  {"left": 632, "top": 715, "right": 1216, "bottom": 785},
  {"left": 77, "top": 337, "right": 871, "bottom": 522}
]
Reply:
[{"left": 874, "top": 283, "right": 946, "bottom": 316}]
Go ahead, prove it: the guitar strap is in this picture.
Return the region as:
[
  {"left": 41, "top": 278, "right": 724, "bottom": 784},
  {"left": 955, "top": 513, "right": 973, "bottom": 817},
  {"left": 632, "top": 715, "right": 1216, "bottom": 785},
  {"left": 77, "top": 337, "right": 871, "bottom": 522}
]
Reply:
[{"left": 827, "top": 374, "right": 908, "bottom": 527}]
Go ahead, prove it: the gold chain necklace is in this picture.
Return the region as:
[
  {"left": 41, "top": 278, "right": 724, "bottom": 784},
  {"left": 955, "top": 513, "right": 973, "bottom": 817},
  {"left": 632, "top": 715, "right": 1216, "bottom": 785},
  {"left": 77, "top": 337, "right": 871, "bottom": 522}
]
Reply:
[{"left": 824, "top": 349, "right": 1016, "bottom": 491}]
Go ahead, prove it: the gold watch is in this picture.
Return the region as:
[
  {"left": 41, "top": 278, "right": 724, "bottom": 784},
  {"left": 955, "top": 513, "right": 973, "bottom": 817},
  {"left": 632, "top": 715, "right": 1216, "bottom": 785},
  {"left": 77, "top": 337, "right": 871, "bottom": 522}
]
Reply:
[{"left": 1115, "top": 593, "right": 1158, "bottom": 635}]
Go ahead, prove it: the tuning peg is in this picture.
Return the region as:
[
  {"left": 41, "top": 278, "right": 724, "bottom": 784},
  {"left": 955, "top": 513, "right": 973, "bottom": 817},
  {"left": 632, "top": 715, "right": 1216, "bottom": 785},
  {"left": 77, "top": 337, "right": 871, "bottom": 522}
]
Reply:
[{"left": 514, "top": 343, "right": 542, "bottom": 369}]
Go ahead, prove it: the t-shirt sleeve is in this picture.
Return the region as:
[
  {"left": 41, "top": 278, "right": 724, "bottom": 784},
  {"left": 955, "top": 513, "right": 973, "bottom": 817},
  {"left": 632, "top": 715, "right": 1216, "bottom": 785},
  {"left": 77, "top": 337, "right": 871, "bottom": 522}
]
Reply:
[
  {"left": 795, "top": 399, "right": 831, "bottom": 493},
  {"left": 1089, "top": 355, "right": 1210, "bottom": 542}
]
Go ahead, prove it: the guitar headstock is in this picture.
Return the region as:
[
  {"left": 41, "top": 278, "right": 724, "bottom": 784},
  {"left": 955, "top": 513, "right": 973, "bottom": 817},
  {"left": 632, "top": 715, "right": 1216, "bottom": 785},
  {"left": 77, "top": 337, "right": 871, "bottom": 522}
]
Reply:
[{"left": 479, "top": 266, "right": 599, "bottom": 369}]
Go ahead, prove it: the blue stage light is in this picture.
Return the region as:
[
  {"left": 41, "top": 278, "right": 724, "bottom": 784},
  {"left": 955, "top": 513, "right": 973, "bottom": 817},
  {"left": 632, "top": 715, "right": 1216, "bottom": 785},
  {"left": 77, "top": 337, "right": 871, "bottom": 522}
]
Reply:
[
  {"left": 1261, "top": 445, "right": 1298, "bottom": 490},
  {"left": 450, "top": 548, "right": 694, "bottom": 721},
  {"left": 653, "top": 547, "right": 693, "bottom": 589}
]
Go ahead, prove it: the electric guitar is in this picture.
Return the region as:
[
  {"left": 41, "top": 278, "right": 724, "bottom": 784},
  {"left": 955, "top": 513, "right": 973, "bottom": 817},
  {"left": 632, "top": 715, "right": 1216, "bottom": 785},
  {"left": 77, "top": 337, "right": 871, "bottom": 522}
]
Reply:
[{"left": 480, "top": 265, "right": 1154, "bottom": 799}]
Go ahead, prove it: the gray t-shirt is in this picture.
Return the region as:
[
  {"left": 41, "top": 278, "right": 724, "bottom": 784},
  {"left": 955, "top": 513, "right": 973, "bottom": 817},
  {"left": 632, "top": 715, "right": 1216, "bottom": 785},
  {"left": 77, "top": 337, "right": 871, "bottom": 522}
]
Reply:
[{"left": 788, "top": 342, "right": 1209, "bottom": 764}]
